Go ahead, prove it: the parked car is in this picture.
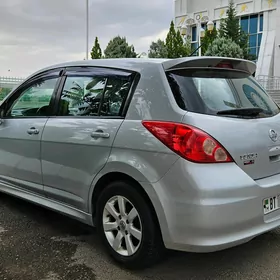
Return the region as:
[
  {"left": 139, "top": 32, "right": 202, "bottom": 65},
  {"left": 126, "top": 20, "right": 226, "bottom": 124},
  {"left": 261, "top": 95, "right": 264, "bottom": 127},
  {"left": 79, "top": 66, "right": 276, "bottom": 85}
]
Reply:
[{"left": 0, "top": 57, "right": 280, "bottom": 269}]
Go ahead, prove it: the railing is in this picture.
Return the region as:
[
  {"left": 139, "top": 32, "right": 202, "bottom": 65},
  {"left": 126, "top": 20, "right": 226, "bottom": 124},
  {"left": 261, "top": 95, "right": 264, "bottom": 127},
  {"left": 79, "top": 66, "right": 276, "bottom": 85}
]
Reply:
[
  {"left": 256, "top": 75, "right": 280, "bottom": 91},
  {"left": 256, "top": 75, "right": 280, "bottom": 105},
  {"left": 0, "top": 77, "right": 25, "bottom": 101},
  {"left": 0, "top": 76, "right": 25, "bottom": 87}
]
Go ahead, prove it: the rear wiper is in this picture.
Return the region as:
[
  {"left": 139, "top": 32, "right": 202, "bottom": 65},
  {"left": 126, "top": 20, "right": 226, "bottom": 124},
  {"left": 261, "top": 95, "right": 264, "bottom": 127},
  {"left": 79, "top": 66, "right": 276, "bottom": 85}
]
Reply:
[{"left": 217, "top": 107, "right": 264, "bottom": 116}]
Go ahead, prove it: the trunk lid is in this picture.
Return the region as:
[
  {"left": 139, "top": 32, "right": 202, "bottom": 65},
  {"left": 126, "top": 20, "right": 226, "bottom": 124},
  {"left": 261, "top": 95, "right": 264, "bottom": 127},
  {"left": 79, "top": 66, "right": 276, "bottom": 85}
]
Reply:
[
  {"left": 165, "top": 57, "right": 280, "bottom": 180},
  {"left": 183, "top": 112, "right": 280, "bottom": 180}
]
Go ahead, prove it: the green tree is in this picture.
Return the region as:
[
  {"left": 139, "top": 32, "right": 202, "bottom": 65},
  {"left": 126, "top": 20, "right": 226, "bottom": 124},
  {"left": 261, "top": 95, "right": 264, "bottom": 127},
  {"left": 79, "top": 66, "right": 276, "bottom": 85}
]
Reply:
[
  {"left": 104, "top": 36, "right": 137, "bottom": 58},
  {"left": 176, "top": 30, "right": 191, "bottom": 57},
  {"left": 166, "top": 21, "right": 191, "bottom": 58},
  {"left": 219, "top": 1, "right": 252, "bottom": 59},
  {"left": 205, "top": 37, "right": 244, "bottom": 58},
  {"left": 183, "top": 35, "right": 192, "bottom": 57},
  {"left": 148, "top": 39, "right": 167, "bottom": 58},
  {"left": 201, "top": 27, "right": 218, "bottom": 55},
  {"left": 166, "top": 21, "right": 177, "bottom": 58},
  {"left": 0, "top": 87, "right": 11, "bottom": 101},
  {"left": 91, "top": 37, "right": 102, "bottom": 59}
]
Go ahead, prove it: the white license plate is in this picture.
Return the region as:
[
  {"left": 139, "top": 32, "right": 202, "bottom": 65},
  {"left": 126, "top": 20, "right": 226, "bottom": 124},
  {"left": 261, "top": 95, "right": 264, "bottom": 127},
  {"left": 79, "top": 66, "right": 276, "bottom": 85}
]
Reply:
[{"left": 263, "top": 195, "right": 280, "bottom": 214}]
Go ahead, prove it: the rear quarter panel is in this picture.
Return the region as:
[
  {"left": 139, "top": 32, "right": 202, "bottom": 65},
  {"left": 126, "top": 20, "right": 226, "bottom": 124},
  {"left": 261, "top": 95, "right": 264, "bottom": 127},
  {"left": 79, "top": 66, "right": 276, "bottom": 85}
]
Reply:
[
  {"left": 125, "top": 63, "right": 186, "bottom": 121},
  {"left": 109, "top": 120, "right": 179, "bottom": 183}
]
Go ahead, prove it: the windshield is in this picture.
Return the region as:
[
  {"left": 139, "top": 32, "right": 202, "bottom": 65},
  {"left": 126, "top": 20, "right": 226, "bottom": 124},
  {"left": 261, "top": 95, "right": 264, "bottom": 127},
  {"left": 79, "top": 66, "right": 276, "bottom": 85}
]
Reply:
[{"left": 166, "top": 69, "right": 280, "bottom": 118}]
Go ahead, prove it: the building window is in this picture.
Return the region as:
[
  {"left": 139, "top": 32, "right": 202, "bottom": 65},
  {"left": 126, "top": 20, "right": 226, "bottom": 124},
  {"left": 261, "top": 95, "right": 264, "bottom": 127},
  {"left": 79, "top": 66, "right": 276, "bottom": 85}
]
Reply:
[
  {"left": 191, "top": 26, "right": 198, "bottom": 54},
  {"left": 240, "top": 13, "right": 263, "bottom": 58},
  {"left": 259, "top": 14, "right": 263, "bottom": 32},
  {"left": 191, "top": 22, "right": 216, "bottom": 56}
]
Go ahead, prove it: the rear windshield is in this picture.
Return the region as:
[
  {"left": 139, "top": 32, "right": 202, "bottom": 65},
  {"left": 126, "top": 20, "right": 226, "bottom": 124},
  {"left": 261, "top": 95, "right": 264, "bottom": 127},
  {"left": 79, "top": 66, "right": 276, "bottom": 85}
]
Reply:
[{"left": 166, "top": 69, "right": 280, "bottom": 118}]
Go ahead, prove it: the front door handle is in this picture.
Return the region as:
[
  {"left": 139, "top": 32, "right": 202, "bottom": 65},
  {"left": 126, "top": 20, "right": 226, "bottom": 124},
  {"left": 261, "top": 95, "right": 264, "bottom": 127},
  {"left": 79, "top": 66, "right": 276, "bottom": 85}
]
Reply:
[
  {"left": 27, "top": 127, "right": 39, "bottom": 135},
  {"left": 91, "top": 130, "right": 110, "bottom": 139}
]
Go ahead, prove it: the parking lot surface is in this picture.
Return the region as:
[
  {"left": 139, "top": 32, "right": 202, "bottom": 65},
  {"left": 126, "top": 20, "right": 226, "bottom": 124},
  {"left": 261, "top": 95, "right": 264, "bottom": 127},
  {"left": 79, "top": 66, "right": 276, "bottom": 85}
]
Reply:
[{"left": 0, "top": 193, "right": 280, "bottom": 280}]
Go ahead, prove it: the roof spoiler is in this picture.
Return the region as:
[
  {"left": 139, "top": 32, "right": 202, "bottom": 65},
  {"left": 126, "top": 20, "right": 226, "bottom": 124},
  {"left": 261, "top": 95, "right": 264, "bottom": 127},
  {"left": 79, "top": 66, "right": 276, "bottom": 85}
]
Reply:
[{"left": 162, "top": 56, "right": 256, "bottom": 75}]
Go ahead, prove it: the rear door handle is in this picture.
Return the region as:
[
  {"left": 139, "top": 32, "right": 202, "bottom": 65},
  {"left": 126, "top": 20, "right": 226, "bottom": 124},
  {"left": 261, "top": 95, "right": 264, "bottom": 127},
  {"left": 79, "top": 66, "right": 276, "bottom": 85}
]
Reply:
[
  {"left": 27, "top": 127, "right": 39, "bottom": 135},
  {"left": 91, "top": 130, "right": 110, "bottom": 139}
]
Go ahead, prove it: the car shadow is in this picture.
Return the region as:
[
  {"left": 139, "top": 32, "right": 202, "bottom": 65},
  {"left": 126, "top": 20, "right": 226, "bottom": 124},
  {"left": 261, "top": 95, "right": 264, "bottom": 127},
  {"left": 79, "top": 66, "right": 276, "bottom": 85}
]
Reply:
[{"left": 1, "top": 193, "right": 280, "bottom": 280}]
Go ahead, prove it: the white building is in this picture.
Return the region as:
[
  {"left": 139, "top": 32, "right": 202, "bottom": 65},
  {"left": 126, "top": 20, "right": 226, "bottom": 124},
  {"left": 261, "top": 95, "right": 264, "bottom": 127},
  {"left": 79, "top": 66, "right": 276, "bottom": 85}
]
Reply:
[{"left": 174, "top": 0, "right": 280, "bottom": 79}]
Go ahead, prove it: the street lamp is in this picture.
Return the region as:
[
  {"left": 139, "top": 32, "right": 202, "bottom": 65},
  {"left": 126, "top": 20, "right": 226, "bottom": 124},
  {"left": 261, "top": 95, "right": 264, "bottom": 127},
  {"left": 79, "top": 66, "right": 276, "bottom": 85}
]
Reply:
[
  {"left": 198, "top": 26, "right": 205, "bottom": 56},
  {"left": 195, "top": 15, "right": 208, "bottom": 56},
  {"left": 86, "top": 0, "right": 89, "bottom": 60},
  {"left": 179, "top": 23, "right": 188, "bottom": 47},
  {"left": 186, "top": 20, "right": 213, "bottom": 57},
  {"left": 179, "top": 17, "right": 214, "bottom": 56},
  {"left": 180, "top": 23, "right": 188, "bottom": 41},
  {"left": 207, "top": 21, "right": 214, "bottom": 33}
]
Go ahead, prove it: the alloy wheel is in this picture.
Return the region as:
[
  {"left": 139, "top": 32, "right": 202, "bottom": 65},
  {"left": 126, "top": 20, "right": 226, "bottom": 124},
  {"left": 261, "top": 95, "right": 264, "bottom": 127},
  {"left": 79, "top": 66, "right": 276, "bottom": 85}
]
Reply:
[{"left": 102, "top": 195, "right": 142, "bottom": 256}]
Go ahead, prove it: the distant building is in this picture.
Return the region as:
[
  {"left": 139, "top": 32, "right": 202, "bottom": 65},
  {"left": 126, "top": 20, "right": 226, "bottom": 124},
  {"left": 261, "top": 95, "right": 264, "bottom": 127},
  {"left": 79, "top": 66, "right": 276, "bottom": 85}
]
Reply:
[{"left": 174, "top": 0, "right": 279, "bottom": 78}]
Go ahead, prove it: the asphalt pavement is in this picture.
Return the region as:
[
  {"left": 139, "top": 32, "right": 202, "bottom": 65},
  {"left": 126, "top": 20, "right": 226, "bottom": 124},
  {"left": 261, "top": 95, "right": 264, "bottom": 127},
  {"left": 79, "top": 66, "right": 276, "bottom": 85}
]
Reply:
[{"left": 0, "top": 193, "right": 280, "bottom": 280}]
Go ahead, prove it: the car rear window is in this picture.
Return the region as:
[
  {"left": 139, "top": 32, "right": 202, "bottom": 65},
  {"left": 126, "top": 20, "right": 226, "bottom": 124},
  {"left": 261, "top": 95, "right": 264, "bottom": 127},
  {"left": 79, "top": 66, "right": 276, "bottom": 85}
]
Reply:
[{"left": 166, "top": 68, "right": 280, "bottom": 118}]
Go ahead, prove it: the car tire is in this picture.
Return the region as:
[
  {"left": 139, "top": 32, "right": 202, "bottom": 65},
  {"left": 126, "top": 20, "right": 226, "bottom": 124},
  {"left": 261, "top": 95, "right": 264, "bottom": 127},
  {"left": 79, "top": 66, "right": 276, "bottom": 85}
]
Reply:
[{"left": 96, "top": 180, "right": 164, "bottom": 269}]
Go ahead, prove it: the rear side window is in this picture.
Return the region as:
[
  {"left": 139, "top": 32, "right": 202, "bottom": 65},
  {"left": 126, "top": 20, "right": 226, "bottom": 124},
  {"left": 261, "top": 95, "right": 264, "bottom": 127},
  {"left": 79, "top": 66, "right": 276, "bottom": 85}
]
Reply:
[
  {"left": 167, "top": 69, "right": 280, "bottom": 118},
  {"left": 58, "top": 71, "right": 134, "bottom": 117}
]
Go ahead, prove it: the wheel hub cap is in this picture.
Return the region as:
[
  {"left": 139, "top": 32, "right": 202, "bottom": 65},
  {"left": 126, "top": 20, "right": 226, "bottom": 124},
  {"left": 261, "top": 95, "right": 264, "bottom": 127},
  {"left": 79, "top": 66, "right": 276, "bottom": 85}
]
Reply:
[
  {"left": 102, "top": 195, "right": 142, "bottom": 256},
  {"left": 119, "top": 220, "right": 126, "bottom": 231}
]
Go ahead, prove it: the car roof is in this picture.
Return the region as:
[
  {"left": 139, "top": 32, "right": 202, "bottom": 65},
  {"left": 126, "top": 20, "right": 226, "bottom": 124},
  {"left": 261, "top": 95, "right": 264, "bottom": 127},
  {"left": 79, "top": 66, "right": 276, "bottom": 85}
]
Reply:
[
  {"left": 30, "top": 58, "right": 168, "bottom": 77},
  {"left": 26, "top": 57, "right": 256, "bottom": 81}
]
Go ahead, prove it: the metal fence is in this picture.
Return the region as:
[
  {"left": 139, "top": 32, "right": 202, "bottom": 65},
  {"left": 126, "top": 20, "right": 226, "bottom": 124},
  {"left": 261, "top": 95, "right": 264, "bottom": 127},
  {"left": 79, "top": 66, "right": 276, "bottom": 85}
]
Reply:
[
  {"left": 0, "top": 76, "right": 25, "bottom": 101},
  {"left": 256, "top": 75, "right": 280, "bottom": 91},
  {"left": 256, "top": 75, "right": 280, "bottom": 105},
  {"left": 0, "top": 76, "right": 25, "bottom": 88}
]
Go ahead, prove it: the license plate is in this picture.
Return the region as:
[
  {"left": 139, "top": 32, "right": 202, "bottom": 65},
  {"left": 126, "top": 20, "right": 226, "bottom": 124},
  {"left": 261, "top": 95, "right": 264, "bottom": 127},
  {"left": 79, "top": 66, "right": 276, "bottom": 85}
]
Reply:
[{"left": 263, "top": 195, "right": 280, "bottom": 214}]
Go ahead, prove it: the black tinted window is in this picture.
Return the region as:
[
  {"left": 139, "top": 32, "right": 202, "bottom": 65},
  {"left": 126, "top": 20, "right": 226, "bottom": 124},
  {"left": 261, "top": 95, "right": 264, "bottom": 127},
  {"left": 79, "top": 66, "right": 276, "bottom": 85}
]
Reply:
[
  {"left": 101, "top": 76, "right": 132, "bottom": 116},
  {"left": 7, "top": 78, "right": 58, "bottom": 117},
  {"left": 58, "top": 76, "right": 105, "bottom": 116},
  {"left": 167, "top": 69, "right": 280, "bottom": 118},
  {"left": 58, "top": 73, "right": 133, "bottom": 117}
]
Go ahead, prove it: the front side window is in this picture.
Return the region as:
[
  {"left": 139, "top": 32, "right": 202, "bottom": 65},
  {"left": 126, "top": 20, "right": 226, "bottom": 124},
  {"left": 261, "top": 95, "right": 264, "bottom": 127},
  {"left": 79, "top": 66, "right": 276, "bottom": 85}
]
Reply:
[
  {"left": 6, "top": 77, "right": 59, "bottom": 117},
  {"left": 58, "top": 73, "right": 132, "bottom": 117}
]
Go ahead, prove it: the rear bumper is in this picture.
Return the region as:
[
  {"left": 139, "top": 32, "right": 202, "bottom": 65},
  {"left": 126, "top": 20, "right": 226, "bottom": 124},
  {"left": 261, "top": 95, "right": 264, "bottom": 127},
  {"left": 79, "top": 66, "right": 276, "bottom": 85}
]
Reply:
[{"left": 144, "top": 159, "right": 280, "bottom": 252}]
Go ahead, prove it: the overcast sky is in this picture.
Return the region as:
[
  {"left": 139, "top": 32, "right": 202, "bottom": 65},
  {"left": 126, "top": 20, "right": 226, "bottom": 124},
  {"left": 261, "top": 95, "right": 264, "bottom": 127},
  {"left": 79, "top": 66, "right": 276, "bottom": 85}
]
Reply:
[{"left": 0, "top": 0, "right": 173, "bottom": 77}]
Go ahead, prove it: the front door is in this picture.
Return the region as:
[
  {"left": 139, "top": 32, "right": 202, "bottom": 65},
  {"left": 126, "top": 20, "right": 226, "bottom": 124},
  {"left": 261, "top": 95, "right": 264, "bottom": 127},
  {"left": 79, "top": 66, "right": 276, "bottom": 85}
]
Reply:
[
  {"left": 0, "top": 71, "right": 61, "bottom": 195},
  {"left": 41, "top": 67, "right": 135, "bottom": 212}
]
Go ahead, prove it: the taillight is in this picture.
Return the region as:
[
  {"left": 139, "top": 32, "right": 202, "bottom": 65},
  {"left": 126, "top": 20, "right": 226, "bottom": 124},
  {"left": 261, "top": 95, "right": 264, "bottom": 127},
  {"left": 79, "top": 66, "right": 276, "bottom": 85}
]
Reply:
[{"left": 142, "top": 121, "right": 233, "bottom": 163}]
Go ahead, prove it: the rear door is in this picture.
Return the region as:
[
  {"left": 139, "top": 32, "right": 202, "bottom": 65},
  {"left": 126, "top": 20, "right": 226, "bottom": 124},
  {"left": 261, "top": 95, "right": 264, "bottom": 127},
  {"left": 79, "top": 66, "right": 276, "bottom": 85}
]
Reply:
[
  {"left": 0, "top": 70, "right": 62, "bottom": 195},
  {"left": 41, "top": 67, "right": 135, "bottom": 211}
]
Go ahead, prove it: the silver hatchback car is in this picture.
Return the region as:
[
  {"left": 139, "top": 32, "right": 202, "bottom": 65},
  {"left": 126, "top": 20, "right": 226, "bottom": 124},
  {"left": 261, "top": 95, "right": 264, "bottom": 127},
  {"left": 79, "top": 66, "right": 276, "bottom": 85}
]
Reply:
[{"left": 1, "top": 57, "right": 280, "bottom": 268}]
